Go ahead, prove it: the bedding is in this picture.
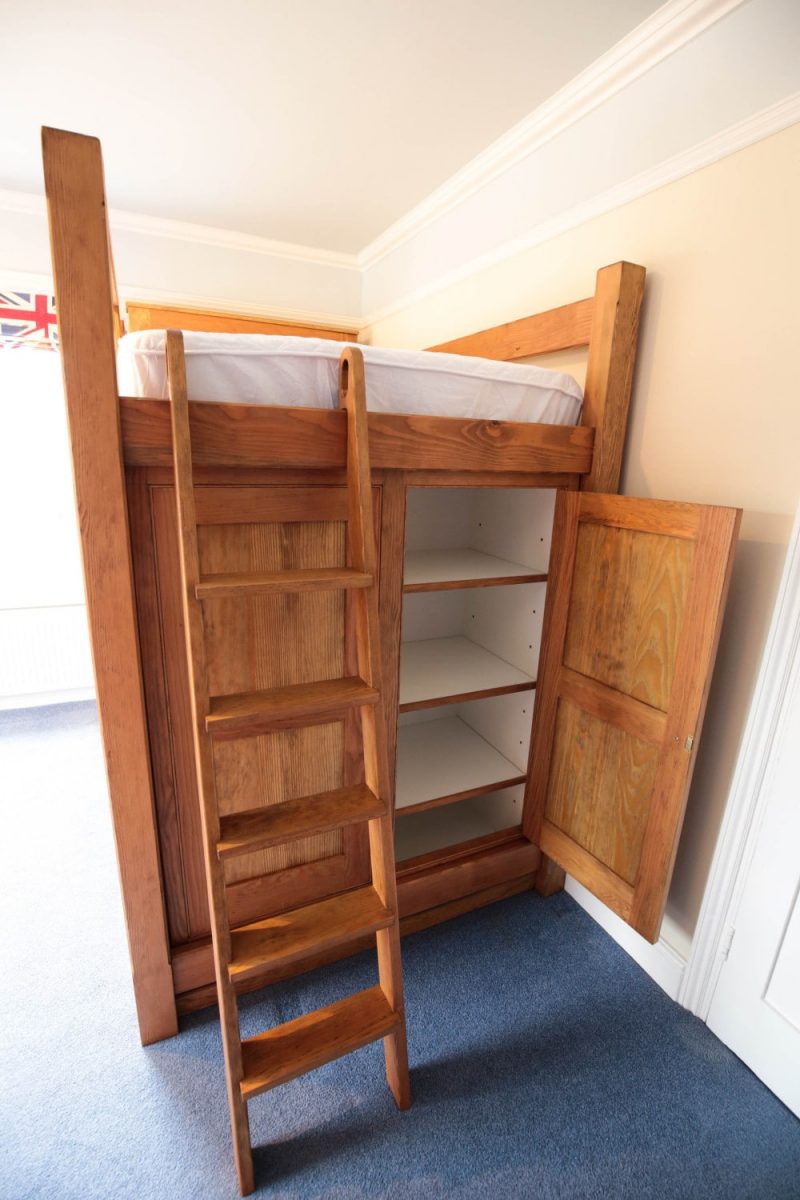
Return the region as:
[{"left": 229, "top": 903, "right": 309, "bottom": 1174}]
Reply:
[{"left": 117, "top": 332, "right": 583, "bottom": 426}]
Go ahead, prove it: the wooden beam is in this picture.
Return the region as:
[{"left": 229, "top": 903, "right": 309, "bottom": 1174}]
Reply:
[
  {"left": 42, "top": 127, "right": 177, "bottom": 1045},
  {"left": 581, "top": 261, "right": 646, "bottom": 494},
  {"left": 126, "top": 301, "right": 356, "bottom": 340},
  {"left": 120, "top": 396, "right": 595, "bottom": 474},
  {"left": 427, "top": 297, "right": 594, "bottom": 360}
]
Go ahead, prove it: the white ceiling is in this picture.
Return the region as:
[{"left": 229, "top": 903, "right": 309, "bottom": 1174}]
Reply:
[{"left": 1, "top": 0, "right": 663, "bottom": 253}]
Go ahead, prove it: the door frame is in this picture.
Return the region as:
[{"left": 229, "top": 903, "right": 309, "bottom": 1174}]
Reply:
[{"left": 680, "top": 502, "right": 800, "bottom": 1018}]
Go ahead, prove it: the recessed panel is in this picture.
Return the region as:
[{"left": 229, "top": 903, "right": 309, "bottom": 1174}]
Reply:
[
  {"left": 213, "top": 725, "right": 344, "bottom": 885},
  {"left": 564, "top": 522, "right": 693, "bottom": 710},
  {"left": 199, "top": 518, "right": 347, "bottom": 884},
  {"left": 545, "top": 698, "right": 660, "bottom": 885},
  {"left": 199, "top": 519, "right": 345, "bottom": 695}
]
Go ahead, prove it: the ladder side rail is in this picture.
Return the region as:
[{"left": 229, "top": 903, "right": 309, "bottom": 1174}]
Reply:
[
  {"left": 338, "top": 348, "right": 411, "bottom": 1108},
  {"left": 165, "top": 331, "right": 255, "bottom": 1193}
]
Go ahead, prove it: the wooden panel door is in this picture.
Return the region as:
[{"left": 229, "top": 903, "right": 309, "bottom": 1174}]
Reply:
[
  {"left": 523, "top": 492, "right": 740, "bottom": 942},
  {"left": 128, "top": 472, "right": 376, "bottom": 952}
]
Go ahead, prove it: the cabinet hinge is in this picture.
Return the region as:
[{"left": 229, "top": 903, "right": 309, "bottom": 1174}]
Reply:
[{"left": 684, "top": 734, "right": 695, "bottom": 753}]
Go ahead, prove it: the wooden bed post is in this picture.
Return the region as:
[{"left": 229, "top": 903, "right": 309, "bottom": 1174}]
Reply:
[
  {"left": 535, "top": 259, "right": 646, "bottom": 898},
  {"left": 42, "top": 127, "right": 177, "bottom": 1044},
  {"left": 580, "top": 260, "right": 646, "bottom": 495}
]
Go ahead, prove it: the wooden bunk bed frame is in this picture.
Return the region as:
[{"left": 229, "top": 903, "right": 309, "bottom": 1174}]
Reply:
[{"left": 44, "top": 126, "right": 730, "bottom": 1051}]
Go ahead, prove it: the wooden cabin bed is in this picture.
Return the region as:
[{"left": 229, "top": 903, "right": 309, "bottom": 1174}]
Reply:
[{"left": 43, "top": 127, "right": 739, "bottom": 1048}]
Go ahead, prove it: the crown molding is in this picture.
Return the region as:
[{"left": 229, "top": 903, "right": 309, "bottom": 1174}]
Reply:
[
  {"left": 361, "top": 91, "right": 800, "bottom": 330},
  {"left": 108, "top": 209, "right": 359, "bottom": 269},
  {"left": 0, "top": 187, "right": 359, "bottom": 270},
  {"left": 357, "top": 0, "right": 747, "bottom": 270}
]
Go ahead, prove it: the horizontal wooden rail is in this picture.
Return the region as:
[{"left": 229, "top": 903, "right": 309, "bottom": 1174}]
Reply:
[
  {"left": 120, "top": 396, "right": 594, "bottom": 474},
  {"left": 428, "top": 296, "right": 594, "bottom": 360}
]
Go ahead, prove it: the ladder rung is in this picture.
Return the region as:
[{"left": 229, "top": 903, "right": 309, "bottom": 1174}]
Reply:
[
  {"left": 206, "top": 677, "right": 380, "bottom": 739},
  {"left": 217, "top": 784, "right": 385, "bottom": 860},
  {"left": 240, "top": 986, "right": 400, "bottom": 1100},
  {"left": 229, "top": 886, "right": 393, "bottom": 984},
  {"left": 196, "top": 568, "right": 373, "bottom": 599}
]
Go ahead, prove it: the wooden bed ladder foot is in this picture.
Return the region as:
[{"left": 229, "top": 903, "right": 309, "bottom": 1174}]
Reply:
[{"left": 166, "top": 333, "right": 411, "bottom": 1195}]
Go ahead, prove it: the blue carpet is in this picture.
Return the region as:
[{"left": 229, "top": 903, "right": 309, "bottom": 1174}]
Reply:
[{"left": 1, "top": 701, "right": 799, "bottom": 1200}]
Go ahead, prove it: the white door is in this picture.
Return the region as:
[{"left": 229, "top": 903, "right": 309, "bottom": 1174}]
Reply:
[{"left": 705, "top": 532, "right": 800, "bottom": 1117}]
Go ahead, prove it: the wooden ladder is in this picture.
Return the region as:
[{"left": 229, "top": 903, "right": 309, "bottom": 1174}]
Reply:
[{"left": 165, "top": 332, "right": 411, "bottom": 1195}]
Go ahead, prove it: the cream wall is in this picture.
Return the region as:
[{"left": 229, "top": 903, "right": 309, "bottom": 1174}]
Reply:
[{"left": 365, "top": 122, "right": 800, "bottom": 952}]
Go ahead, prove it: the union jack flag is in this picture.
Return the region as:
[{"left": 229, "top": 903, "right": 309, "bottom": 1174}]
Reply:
[{"left": 0, "top": 291, "right": 58, "bottom": 349}]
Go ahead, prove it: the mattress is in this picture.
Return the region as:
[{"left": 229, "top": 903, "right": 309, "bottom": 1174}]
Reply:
[{"left": 116, "top": 331, "right": 583, "bottom": 426}]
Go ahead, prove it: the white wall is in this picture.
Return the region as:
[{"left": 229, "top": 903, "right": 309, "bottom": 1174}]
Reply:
[
  {"left": 0, "top": 198, "right": 361, "bottom": 332},
  {"left": 365, "top": 121, "right": 800, "bottom": 975},
  {"left": 0, "top": 350, "right": 93, "bottom": 707}
]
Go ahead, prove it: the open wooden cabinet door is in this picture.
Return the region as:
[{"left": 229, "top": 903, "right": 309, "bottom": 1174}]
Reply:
[{"left": 523, "top": 492, "right": 741, "bottom": 943}]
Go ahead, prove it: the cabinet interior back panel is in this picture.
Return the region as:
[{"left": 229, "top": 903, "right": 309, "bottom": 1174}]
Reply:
[
  {"left": 467, "top": 582, "right": 545, "bottom": 676},
  {"left": 470, "top": 489, "right": 555, "bottom": 569},
  {"left": 405, "top": 489, "right": 476, "bottom": 552},
  {"left": 401, "top": 590, "right": 466, "bottom": 643},
  {"left": 456, "top": 692, "right": 534, "bottom": 775},
  {"left": 405, "top": 488, "right": 555, "bottom": 571},
  {"left": 396, "top": 786, "right": 524, "bottom": 862}
]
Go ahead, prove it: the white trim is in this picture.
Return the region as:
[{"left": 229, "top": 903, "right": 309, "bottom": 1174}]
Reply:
[
  {"left": 358, "top": 0, "right": 746, "bottom": 270},
  {"left": 362, "top": 91, "right": 800, "bottom": 329},
  {"left": 0, "top": 687, "right": 95, "bottom": 712},
  {"left": 680, "top": 503, "right": 800, "bottom": 1018},
  {"left": 0, "top": 268, "right": 54, "bottom": 294},
  {"left": 119, "top": 285, "right": 362, "bottom": 334},
  {"left": 0, "top": 188, "right": 358, "bottom": 271},
  {"left": 565, "top": 877, "right": 687, "bottom": 1000},
  {"left": 109, "top": 211, "right": 358, "bottom": 269}
]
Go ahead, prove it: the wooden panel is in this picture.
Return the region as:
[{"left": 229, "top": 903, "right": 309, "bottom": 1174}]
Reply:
[
  {"left": 578, "top": 492, "right": 701, "bottom": 539},
  {"left": 428, "top": 297, "right": 594, "bottom": 359},
  {"left": 199, "top": 514, "right": 346, "bottom": 877},
  {"left": 539, "top": 822, "right": 634, "bottom": 917},
  {"left": 397, "top": 836, "right": 540, "bottom": 918},
  {"left": 42, "top": 128, "right": 177, "bottom": 1044},
  {"left": 120, "top": 395, "right": 595, "bottom": 474},
  {"left": 125, "top": 301, "right": 355, "bottom": 341},
  {"left": 564, "top": 521, "right": 694, "bottom": 711},
  {"left": 524, "top": 491, "right": 740, "bottom": 942},
  {"left": 560, "top": 667, "right": 667, "bottom": 745},
  {"left": 140, "top": 481, "right": 376, "bottom": 943},
  {"left": 194, "top": 485, "right": 350, "bottom": 524},
  {"left": 545, "top": 699, "right": 660, "bottom": 884}
]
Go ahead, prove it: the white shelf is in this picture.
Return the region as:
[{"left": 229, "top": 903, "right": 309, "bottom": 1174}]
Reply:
[
  {"left": 404, "top": 548, "right": 546, "bottom": 591},
  {"left": 399, "top": 635, "right": 535, "bottom": 710},
  {"left": 395, "top": 790, "right": 524, "bottom": 861},
  {"left": 395, "top": 716, "right": 526, "bottom": 813}
]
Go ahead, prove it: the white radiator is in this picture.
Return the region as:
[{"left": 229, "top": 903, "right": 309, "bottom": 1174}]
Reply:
[{"left": 0, "top": 605, "right": 95, "bottom": 709}]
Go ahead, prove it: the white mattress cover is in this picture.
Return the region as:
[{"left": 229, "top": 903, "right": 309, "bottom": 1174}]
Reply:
[{"left": 116, "top": 331, "right": 583, "bottom": 426}]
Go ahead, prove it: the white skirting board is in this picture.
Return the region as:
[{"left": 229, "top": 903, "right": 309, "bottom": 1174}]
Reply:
[{"left": 565, "top": 876, "right": 688, "bottom": 1001}]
